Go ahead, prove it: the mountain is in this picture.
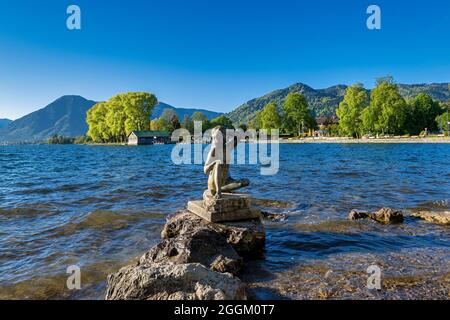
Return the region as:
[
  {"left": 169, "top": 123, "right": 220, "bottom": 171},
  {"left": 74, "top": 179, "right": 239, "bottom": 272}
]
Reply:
[
  {"left": 227, "top": 82, "right": 450, "bottom": 124},
  {"left": 398, "top": 83, "right": 450, "bottom": 101},
  {"left": 0, "top": 96, "right": 97, "bottom": 143},
  {"left": 0, "top": 97, "right": 222, "bottom": 143},
  {"left": 227, "top": 83, "right": 347, "bottom": 124},
  {"left": 0, "top": 119, "right": 12, "bottom": 129},
  {"left": 152, "top": 102, "right": 222, "bottom": 120}
]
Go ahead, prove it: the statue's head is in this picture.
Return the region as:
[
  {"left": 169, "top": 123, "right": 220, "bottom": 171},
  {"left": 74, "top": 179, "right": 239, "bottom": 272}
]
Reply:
[{"left": 211, "top": 126, "right": 227, "bottom": 147}]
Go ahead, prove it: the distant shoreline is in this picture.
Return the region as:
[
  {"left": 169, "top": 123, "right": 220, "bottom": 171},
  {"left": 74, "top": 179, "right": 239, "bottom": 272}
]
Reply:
[
  {"left": 278, "top": 137, "right": 450, "bottom": 144},
  {"left": 2, "top": 136, "right": 450, "bottom": 146}
]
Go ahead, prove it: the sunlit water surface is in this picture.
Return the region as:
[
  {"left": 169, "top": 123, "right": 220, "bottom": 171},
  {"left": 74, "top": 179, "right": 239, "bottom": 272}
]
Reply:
[{"left": 0, "top": 144, "right": 449, "bottom": 299}]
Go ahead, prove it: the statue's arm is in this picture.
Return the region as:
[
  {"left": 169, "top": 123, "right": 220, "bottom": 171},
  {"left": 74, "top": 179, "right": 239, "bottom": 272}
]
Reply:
[{"left": 204, "top": 147, "right": 216, "bottom": 174}]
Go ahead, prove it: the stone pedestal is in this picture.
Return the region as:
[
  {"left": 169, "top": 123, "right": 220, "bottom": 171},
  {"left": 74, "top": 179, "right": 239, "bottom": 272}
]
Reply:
[{"left": 187, "top": 191, "right": 261, "bottom": 223}]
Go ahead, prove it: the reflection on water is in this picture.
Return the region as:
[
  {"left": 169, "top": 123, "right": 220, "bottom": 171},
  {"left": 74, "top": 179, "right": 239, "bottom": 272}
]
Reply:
[{"left": 0, "top": 144, "right": 449, "bottom": 299}]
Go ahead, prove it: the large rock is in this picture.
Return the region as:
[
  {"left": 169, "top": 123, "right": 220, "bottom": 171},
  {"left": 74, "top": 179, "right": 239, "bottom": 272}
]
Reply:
[
  {"left": 349, "top": 207, "right": 404, "bottom": 224},
  {"left": 411, "top": 211, "right": 450, "bottom": 225},
  {"left": 162, "top": 211, "right": 265, "bottom": 257},
  {"left": 139, "top": 229, "right": 242, "bottom": 275},
  {"left": 106, "top": 263, "right": 247, "bottom": 300}
]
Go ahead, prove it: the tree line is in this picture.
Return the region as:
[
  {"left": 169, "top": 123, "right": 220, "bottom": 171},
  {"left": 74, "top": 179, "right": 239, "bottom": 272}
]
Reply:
[
  {"left": 86, "top": 84, "right": 450, "bottom": 143},
  {"left": 253, "top": 93, "right": 317, "bottom": 135},
  {"left": 86, "top": 92, "right": 238, "bottom": 143},
  {"left": 87, "top": 92, "right": 158, "bottom": 143},
  {"left": 248, "top": 77, "right": 450, "bottom": 138},
  {"left": 336, "top": 77, "right": 449, "bottom": 137}
]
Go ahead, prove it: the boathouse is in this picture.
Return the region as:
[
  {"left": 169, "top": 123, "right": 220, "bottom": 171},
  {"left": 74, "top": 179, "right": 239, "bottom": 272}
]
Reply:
[{"left": 127, "top": 131, "right": 170, "bottom": 145}]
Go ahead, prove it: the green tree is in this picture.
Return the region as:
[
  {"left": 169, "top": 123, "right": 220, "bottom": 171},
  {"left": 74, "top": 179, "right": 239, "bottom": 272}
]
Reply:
[
  {"left": 406, "top": 93, "right": 443, "bottom": 134},
  {"left": 87, "top": 102, "right": 110, "bottom": 142},
  {"left": 161, "top": 108, "right": 177, "bottom": 122},
  {"left": 366, "top": 77, "right": 408, "bottom": 135},
  {"left": 192, "top": 111, "right": 208, "bottom": 122},
  {"left": 192, "top": 112, "right": 210, "bottom": 131},
  {"left": 74, "top": 136, "right": 92, "bottom": 144},
  {"left": 210, "top": 115, "right": 233, "bottom": 129},
  {"left": 47, "top": 135, "right": 75, "bottom": 144},
  {"left": 150, "top": 117, "right": 169, "bottom": 131},
  {"left": 105, "top": 102, "right": 127, "bottom": 142},
  {"left": 361, "top": 106, "right": 377, "bottom": 135},
  {"left": 336, "top": 84, "right": 369, "bottom": 138},
  {"left": 248, "top": 119, "right": 259, "bottom": 130},
  {"left": 168, "top": 114, "right": 181, "bottom": 133},
  {"left": 182, "top": 115, "right": 194, "bottom": 134},
  {"left": 86, "top": 92, "right": 157, "bottom": 143},
  {"left": 436, "top": 112, "right": 450, "bottom": 134},
  {"left": 121, "top": 92, "right": 157, "bottom": 134},
  {"left": 283, "top": 93, "right": 310, "bottom": 135},
  {"left": 258, "top": 103, "right": 281, "bottom": 130}
]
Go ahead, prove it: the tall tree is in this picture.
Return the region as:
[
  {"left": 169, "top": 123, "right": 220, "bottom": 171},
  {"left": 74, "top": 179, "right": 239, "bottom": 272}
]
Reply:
[
  {"left": 192, "top": 111, "right": 210, "bottom": 131},
  {"left": 336, "top": 84, "right": 369, "bottom": 138},
  {"left": 105, "top": 102, "right": 127, "bottom": 142},
  {"left": 408, "top": 93, "right": 443, "bottom": 134},
  {"left": 86, "top": 92, "right": 157, "bottom": 143},
  {"left": 361, "top": 105, "right": 377, "bottom": 135},
  {"left": 182, "top": 115, "right": 194, "bottom": 134},
  {"left": 87, "top": 102, "right": 110, "bottom": 142},
  {"left": 168, "top": 114, "right": 181, "bottom": 133},
  {"left": 121, "top": 92, "right": 157, "bottom": 134},
  {"left": 210, "top": 115, "right": 233, "bottom": 129},
  {"left": 283, "top": 93, "right": 310, "bottom": 135},
  {"left": 367, "top": 77, "right": 407, "bottom": 135},
  {"left": 436, "top": 112, "right": 450, "bottom": 134},
  {"left": 192, "top": 111, "right": 208, "bottom": 122},
  {"left": 258, "top": 103, "right": 281, "bottom": 130},
  {"left": 161, "top": 108, "right": 177, "bottom": 122},
  {"left": 150, "top": 118, "right": 169, "bottom": 132}
]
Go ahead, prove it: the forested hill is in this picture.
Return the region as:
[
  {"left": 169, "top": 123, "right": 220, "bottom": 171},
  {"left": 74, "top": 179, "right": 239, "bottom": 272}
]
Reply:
[
  {"left": 152, "top": 102, "right": 222, "bottom": 120},
  {"left": 227, "top": 82, "right": 450, "bottom": 125},
  {"left": 398, "top": 83, "right": 450, "bottom": 102}
]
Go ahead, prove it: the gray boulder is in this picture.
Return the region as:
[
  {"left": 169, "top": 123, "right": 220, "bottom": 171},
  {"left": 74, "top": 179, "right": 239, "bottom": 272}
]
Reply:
[
  {"left": 139, "top": 229, "right": 242, "bottom": 275},
  {"left": 162, "top": 211, "right": 265, "bottom": 257},
  {"left": 106, "top": 263, "right": 247, "bottom": 300}
]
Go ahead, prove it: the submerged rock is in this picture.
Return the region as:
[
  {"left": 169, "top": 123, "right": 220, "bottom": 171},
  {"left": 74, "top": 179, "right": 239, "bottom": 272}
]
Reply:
[
  {"left": 411, "top": 211, "right": 450, "bottom": 225},
  {"left": 106, "top": 263, "right": 247, "bottom": 300},
  {"left": 349, "top": 207, "right": 404, "bottom": 224},
  {"left": 371, "top": 207, "right": 404, "bottom": 224},
  {"left": 140, "top": 229, "right": 242, "bottom": 275},
  {"left": 162, "top": 211, "right": 265, "bottom": 257},
  {"left": 348, "top": 210, "right": 370, "bottom": 220},
  {"left": 261, "top": 211, "right": 287, "bottom": 222},
  {"left": 252, "top": 198, "right": 295, "bottom": 209}
]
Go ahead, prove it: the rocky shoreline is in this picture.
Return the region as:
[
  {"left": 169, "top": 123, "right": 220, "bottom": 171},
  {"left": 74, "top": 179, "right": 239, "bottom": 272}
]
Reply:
[
  {"left": 279, "top": 136, "right": 450, "bottom": 144},
  {"left": 349, "top": 207, "right": 450, "bottom": 225},
  {"left": 105, "top": 204, "right": 448, "bottom": 300},
  {"left": 106, "top": 211, "right": 265, "bottom": 300}
]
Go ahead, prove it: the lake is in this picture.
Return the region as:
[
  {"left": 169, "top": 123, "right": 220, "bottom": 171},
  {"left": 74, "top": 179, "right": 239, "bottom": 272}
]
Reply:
[{"left": 0, "top": 144, "right": 449, "bottom": 299}]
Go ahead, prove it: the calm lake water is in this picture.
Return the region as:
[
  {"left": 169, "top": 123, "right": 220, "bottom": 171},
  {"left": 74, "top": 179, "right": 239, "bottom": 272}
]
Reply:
[{"left": 0, "top": 144, "right": 449, "bottom": 299}]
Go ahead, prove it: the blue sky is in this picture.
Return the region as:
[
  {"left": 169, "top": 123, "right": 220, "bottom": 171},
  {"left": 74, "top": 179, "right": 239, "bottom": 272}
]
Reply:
[{"left": 0, "top": 0, "right": 449, "bottom": 119}]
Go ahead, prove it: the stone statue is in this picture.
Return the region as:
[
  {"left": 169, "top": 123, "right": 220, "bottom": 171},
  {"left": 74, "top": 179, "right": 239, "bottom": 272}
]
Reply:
[
  {"left": 187, "top": 126, "right": 259, "bottom": 223},
  {"left": 204, "top": 126, "right": 249, "bottom": 199}
]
